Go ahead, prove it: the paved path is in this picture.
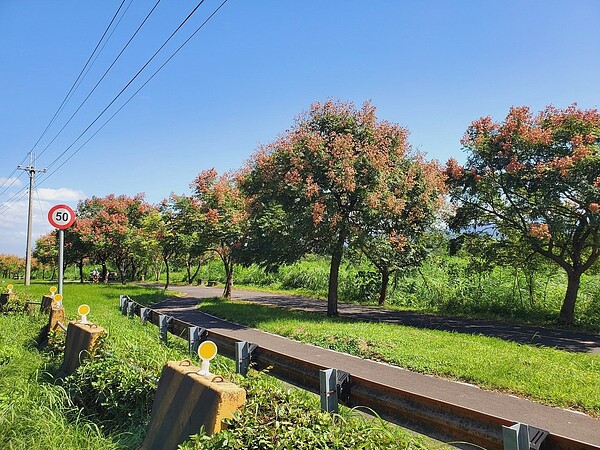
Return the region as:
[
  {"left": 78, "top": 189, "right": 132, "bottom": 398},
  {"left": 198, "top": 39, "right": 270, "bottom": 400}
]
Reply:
[
  {"left": 150, "top": 288, "right": 600, "bottom": 447},
  {"left": 166, "top": 285, "right": 600, "bottom": 354}
]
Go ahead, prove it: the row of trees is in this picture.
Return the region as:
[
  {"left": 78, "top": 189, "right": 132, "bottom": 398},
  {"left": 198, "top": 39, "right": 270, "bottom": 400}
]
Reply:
[
  {"left": 0, "top": 254, "right": 25, "bottom": 279},
  {"left": 33, "top": 101, "right": 600, "bottom": 324}
]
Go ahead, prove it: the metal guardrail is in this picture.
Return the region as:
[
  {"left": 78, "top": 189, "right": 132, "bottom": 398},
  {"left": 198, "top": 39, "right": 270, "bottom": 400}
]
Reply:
[{"left": 119, "top": 296, "right": 598, "bottom": 450}]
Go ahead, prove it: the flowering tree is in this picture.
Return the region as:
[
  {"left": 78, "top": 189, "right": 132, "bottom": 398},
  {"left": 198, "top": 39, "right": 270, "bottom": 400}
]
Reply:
[
  {"left": 75, "top": 194, "right": 151, "bottom": 283},
  {"left": 0, "top": 254, "right": 25, "bottom": 280},
  {"left": 243, "top": 100, "right": 446, "bottom": 315},
  {"left": 448, "top": 104, "right": 600, "bottom": 324},
  {"left": 191, "top": 169, "right": 248, "bottom": 299},
  {"left": 33, "top": 233, "right": 59, "bottom": 279}
]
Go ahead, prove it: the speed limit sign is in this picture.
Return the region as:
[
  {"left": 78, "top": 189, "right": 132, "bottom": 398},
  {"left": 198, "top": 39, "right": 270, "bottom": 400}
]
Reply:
[{"left": 48, "top": 204, "right": 76, "bottom": 229}]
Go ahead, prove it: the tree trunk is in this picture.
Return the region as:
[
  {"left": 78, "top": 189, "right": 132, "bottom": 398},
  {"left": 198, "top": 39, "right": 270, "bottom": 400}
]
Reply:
[
  {"left": 378, "top": 267, "right": 389, "bottom": 306},
  {"left": 129, "top": 258, "right": 137, "bottom": 282},
  {"left": 222, "top": 260, "right": 233, "bottom": 299},
  {"left": 191, "top": 261, "right": 202, "bottom": 285},
  {"left": 154, "top": 257, "right": 162, "bottom": 282},
  {"left": 164, "top": 256, "right": 170, "bottom": 290},
  {"left": 186, "top": 257, "right": 193, "bottom": 284},
  {"left": 78, "top": 259, "right": 84, "bottom": 283},
  {"left": 327, "top": 230, "right": 347, "bottom": 316},
  {"left": 558, "top": 270, "right": 581, "bottom": 324},
  {"left": 101, "top": 262, "right": 108, "bottom": 283}
]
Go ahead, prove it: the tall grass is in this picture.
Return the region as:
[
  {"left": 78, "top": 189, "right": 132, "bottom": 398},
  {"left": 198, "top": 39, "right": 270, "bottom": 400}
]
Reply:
[
  {"left": 0, "top": 314, "right": 119, "bottom": 450},
  {"left": 0, "top": 282, "right": 442, "bottom": 449},
  {"left": 162, "top": 253, "right": 600, "bottom": 331}
]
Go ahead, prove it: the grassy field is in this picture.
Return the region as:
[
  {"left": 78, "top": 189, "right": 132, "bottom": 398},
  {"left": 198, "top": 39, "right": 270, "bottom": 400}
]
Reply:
[
  {"left": 153, "top": 253, "right": 600, "bottom": 332},
  {"left": 0, "top": 282, "right": 443, "bottom": 450},
  {"left": 196, "top": 296, "right": 600, "bottom": 417}
]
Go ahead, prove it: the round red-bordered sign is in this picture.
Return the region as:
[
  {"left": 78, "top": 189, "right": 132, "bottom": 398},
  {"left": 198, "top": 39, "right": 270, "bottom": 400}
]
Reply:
[{"left": 48, "top": 204, "right": 76, "bottom": 229}]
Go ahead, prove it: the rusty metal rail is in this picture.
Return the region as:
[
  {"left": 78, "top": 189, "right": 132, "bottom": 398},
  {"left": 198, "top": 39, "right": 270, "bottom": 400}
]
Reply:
[{"left": 121, "top": 297, "right": 598, "bottom": 450}]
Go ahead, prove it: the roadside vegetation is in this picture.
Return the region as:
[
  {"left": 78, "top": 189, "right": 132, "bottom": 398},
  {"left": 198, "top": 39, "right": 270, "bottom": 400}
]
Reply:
[
  {"left": 2, "top": 101, "right": 591, "bottom": 329},
  {"left": 1, "top": 100, "right": 599, "bottom": 446},
  {"left": 0, "top": 282, "right": 442, "bottom": 449},
  {"left": 195, "top": 296, "right": 600, "bottom": 417},
  {"left": 164, "top": 252, "right": 600, "bottom": 333}
]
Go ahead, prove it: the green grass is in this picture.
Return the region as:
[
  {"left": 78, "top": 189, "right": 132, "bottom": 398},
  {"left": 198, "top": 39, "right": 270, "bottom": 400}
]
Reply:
[
  {"left": 0, "top": 314, "right": 120, "bottom": 450},
  {"left": 0, "top": 282, "right": 443, "bottom": 449},
  {"left": 196, "top": 297, "right": 600, "bottom": 417},
  {"left": 158, "top": 253, "right": 600, "bottom": 332}
]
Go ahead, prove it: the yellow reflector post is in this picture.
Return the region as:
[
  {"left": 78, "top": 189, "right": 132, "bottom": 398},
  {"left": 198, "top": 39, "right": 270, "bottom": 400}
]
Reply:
[
  {"left": 78, "top": 304, "right": 90, "bottom": 324},
  {"left": 198, "top": 340, "right": 217, "bottom": 360},
  {"left": 197, "top": 340, "right": 218, "bottom": 376}
]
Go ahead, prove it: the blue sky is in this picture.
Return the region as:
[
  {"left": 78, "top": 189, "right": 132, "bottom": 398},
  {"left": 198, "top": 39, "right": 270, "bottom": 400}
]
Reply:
[{"left": 1, "top": 0, "right": 599, "bottom": 256}]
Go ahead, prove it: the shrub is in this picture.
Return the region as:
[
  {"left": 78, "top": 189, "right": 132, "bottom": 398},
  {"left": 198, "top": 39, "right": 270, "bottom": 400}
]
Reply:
[{"left": 182, "top": 370, "right": 425, "bottom": 450}]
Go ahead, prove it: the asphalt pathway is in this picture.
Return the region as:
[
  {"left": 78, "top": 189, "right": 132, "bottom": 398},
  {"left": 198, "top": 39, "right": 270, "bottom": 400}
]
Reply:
[
  {"left": 169, "top": 285, "right": 600, "bottom": 354},
  {"left": 149, "top": 286, "right": 600, "bottom": 447}
]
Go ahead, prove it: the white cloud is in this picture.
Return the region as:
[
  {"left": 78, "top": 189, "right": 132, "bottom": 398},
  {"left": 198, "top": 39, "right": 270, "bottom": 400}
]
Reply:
[
  {"left": 37, "top": 187, "right": 85, "bottom": 202},
  {"left": 0, "top": 187, "right": 86, "bottom": 256}
]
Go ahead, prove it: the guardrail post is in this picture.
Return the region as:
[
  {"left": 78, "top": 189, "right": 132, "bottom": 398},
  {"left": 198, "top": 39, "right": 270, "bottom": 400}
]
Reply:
[
  {"left": 159, "top": 314, "right": 169, "bottom": 344},
  {"left": 140, "top": 307, "right": 150, "bottom": 324},
  {"left": 503, "top": 423, "right": 529, "bottom": 450},
  {"left": 120, "top": 295, "right": 128, "bottom": 316},
  {"left": 127, "top": 300, "right": 136, "bottom": 318},
  {"left": 235, "top": 341, "right": 257, "bottom": 376},
  {"left": 188, "top": 326, "right": 207, "bottom": 355},
  {"left": 320, "top": 368, "right": 338, "bottom": 413},
  {"left": 235, "top": 341, "right": 249, "bottom": 376}
]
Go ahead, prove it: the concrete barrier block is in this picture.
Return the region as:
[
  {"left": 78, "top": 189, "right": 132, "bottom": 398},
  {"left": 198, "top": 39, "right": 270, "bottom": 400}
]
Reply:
[
  {"left": 48, "top": 305, "right": 65, "bottom": 333},
  {"left": 61, "top": 321, "right": 106, "bottom": 376},
  {"left": 141, "top": 360, "right": 246, "bottom": 450},
  {"left": 0, "top": 293, "right": 18, "bottom": 311}
]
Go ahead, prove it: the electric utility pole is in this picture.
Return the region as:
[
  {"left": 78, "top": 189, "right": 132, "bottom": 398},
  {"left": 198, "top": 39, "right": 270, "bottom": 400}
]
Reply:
[{"left": 17, "top": 154, "right": 47, "bottom": 286}]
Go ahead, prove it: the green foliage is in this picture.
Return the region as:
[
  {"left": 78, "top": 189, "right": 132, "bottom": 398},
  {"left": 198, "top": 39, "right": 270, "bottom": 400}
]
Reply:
[
  {"left": 1, "top": 282, "right": 439, "bottom": 449},
  {"left": 243, "top": 99, "right": 446, "bottom": 315},
  {"left": 165, "top": 246, "right": 600, "bottom": 331},
  {"left": 63, "top": 351, "right": 156, "bottom": 432},
  {"left": 75, "top": 193, "right": 154, "bottom": 283},
  {"left": 158, "top": 194, "right": 207, "bottom": 287},
  {"left": 181, "top": 371, "right": 431, "bottom": 450},
  {"left": 448, "top": 104, "right": 600, "bottom": 324},
  {"left": 0, "top": 292, "right": 29, "bottom": 313},
  {"left": 0, "top": 314, "right": 119, "bottom": 450},
  {"left": 191, "top": 168, "right": 248, "bottom": 297}
]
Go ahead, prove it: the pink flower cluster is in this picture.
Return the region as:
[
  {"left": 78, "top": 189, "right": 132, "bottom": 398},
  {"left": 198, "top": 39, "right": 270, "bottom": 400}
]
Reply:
[{"left": 529, "top": 223, "right": 552, "bottom": 240}]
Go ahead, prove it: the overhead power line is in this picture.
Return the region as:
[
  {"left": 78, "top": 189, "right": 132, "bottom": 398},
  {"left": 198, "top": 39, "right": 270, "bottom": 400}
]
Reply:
[
  {"left": 2, "top": 0, "right": 229, "bottom": 215},
  {"left": 0, "top": 171, "right": 26, "bottom": 200},
  {"left": 0, "top": 186, "right": 29, "bottom": 217},
  {"left": 39, "top": 0, "right": 213, "bottom": 175},
  {"left": 40, "top": 0, "right": 230, "bottom": 185},
  {"left": 0, "top": 0, "right": 129, "bottom": 194},
  {"left": 35, "top": 0, "right": 161, "bottom": 162},
  {"left": 27, "top": 0, "right": 129, "bottom": 156}
]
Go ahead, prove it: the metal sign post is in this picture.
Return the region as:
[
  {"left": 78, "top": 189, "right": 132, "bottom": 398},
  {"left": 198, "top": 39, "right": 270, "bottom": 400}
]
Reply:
[
  {"left": 58, "top": 229, "right": 65, "bottom": 295},
  {"left": 47, "top": 204, "right": 76, "bottom": 295}
]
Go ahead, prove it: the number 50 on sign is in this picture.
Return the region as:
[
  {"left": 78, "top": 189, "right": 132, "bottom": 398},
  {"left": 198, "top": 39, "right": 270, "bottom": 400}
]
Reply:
[{"left": 48, "top": 204, "right": 76, "bottom": 230}]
